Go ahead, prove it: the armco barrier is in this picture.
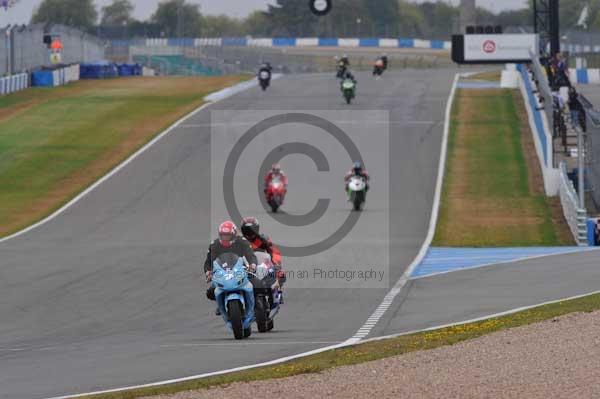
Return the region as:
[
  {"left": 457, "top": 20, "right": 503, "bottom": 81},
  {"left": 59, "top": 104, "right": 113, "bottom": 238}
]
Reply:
[
  {"left": 131, "top": 37, "right": 452, "bottom": 50},
  {"left": 0, "top": 73, "right": 29, "bottom": 95},
  {"left": 517, "top": 63, "right": 560, "bottom": 196},
  {"left": 31, "top": 64, "right": 80, "bottom": 87}
]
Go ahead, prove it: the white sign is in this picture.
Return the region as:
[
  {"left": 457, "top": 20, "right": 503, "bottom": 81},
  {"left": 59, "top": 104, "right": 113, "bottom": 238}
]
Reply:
[{"left": 464, "top": 34, "right": 538, "bottom": 62}]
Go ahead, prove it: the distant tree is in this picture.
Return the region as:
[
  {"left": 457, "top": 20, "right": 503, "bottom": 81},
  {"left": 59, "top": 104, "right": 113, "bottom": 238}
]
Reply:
[
  {"left": 31, "top": 0, "right": 98, "bottom": 30},
  {"left": 325, "top": 0, "right": 370, "bottom": 36},
  {"left": 397, "top": 0, "right": 425, "bottom": 37},
  {"left": 101, "top": 0, "right": 134, "bottom": 26},
  {"left": 202, "top": 15, "right": 243, "bottom": 37},
  {"left": 363, "top": 0, "right": 399, "bottom": 36},
  {"left": 266, "top": 0, "right": 320, "bottom": 36},
  {"left": 243, "top": 10, "right": 271, "bottom": 36},
  {"left": 151, "top": 0, "right": 202, "bottom": 37}
]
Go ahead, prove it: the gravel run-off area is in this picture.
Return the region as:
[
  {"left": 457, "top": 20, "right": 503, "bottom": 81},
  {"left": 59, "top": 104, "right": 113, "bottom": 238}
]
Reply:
[{"left": 144, "top": 310, "right": 600, "bottom": 399}]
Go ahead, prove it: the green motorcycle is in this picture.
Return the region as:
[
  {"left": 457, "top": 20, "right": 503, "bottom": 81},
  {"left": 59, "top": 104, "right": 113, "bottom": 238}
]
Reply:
[{"left": 341, "top": 79, "right": 356, "bottom": 104}]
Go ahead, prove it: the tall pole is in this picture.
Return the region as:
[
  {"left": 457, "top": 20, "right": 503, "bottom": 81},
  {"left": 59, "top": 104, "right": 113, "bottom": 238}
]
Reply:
[
  {"left": 578, "top": 126, "right": 585, "bottom": 209},
  {"left": 549, "top": 0, "right": 560, "bottom": 55},
  {"left": 176, "top": 2, "right": 184, "bottom": 38}
]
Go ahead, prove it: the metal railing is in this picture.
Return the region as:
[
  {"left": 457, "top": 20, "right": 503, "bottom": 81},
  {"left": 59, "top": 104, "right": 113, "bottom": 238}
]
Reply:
[{"left": 559, "top": 161, "right": 588, "bottom": 245}]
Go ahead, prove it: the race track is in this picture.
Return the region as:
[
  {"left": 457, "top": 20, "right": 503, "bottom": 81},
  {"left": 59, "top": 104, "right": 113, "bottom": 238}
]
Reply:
[
  {"left": 0, "top": 70, "right": 454, "bottom": 399},
  {"left": 2, "top": 70, "right": 600, "bottom": 399}
]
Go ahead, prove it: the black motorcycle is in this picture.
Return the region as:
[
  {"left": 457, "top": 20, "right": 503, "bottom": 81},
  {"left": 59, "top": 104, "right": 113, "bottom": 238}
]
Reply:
[
  {"left": 251, "top": 252, "right": 282, "bottom": 332},
  {"left": 258, "top": 69, "right": 271, "bottom": 91}
]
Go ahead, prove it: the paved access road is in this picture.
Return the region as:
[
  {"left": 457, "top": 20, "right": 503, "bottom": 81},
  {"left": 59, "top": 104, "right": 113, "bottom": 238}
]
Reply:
[{"left": 0, "top": 70, "right": 454, "bottom": 399}]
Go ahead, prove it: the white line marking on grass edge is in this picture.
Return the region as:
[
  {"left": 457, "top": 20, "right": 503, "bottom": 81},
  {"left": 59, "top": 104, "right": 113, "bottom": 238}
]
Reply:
[
  {"left": 0, "top": 78, "right": 259, "bottom": 245},
  {"left": 347, "top": 73, "right": 460, "bottom": 341},
  {"left": 44, "top": 74, "right": 460, "bottom": 399},
  {"left": 48, "top": 289, "right": 600, "bottom": 399},
  {"left": 411, "top": 247, "right": 600, "bottom": 280},
  {"left": 355, "top": 288, "right": 600, "bottom": 345}
]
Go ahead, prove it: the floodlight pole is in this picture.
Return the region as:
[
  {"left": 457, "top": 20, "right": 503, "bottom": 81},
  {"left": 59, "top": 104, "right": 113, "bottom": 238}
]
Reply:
[{"left": 534, "top": 0, "right": 560, "bottom": 56}]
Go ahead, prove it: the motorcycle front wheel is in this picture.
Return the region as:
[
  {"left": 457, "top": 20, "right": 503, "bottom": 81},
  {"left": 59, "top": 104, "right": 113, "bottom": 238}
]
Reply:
[
  {"left": 228, "top": 300, "right": 245, "bottom": 340},
  {"left": 353, "top": 190, "right": 365, "bottom": 211}
]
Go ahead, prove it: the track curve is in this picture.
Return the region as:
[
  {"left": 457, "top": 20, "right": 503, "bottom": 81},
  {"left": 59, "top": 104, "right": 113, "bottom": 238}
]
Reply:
[{"left": 0, "top": 70, "right": 455, "bottom": 398}]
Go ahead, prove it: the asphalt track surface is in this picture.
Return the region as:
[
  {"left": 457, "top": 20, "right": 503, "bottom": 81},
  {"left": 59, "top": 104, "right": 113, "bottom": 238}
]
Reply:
[
  {"left": 0, "top": 70, "right": 454, "bottom": 399},
  {"left": 2, "top": 71, "right": 600, "bottom": 399}
]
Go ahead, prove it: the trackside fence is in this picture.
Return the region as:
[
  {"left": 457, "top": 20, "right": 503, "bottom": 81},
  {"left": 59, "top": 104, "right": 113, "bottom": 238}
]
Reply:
[
  {"left": 0, "top": 73, "right": 28, "bottom": 94},
  {"left": 559, "top": 161, "right": 589, "bottom": 245}
]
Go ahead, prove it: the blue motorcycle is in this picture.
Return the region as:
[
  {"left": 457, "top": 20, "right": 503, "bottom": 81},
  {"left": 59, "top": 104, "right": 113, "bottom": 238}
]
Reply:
[{"left": 212, "top": 253, "right": 255, "bottom": 340}]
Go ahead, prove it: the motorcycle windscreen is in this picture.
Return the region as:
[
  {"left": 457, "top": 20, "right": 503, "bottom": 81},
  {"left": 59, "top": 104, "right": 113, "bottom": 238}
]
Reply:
[{"left": 214, "top": 253, "right": 241, "bottom": 269}]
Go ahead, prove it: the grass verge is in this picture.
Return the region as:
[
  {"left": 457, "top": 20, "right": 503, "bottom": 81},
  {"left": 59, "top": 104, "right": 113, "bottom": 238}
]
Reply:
[
  {"left": 76, "top": 291, "right": 600, "bottom": 399},
  {"left": 0, "top": 75, "right": 246, "bottom": 238},
  {"left": 433, "top": 88, "right": 573, "bottom": 246},
  {"left": 464, "top": 70, "right": 502, "bottom": 81}
]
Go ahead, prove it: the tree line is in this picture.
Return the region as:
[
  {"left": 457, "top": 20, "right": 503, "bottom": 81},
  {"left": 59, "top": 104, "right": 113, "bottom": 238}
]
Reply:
[{"left": 30, "top": 0, "right": 598, "bottom": 40}]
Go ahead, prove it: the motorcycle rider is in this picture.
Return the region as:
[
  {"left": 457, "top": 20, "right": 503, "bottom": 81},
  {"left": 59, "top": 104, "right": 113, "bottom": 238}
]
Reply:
[
  {"left": 344, "top": 161, "right": 370, "bottom": 200},
  {"left": 336, "top": 54, "right": 350, "bottom": 78},
  {"left": 340, "top": 54, "right": 350, "bottom": 68},
  {"left": 381, "top": 53, "right": 388, "bottom": 70},
  {"left": 204, "top": 221, "right": 257, "bottom": 315},
  {"left": 259, "top": 62, "right": 273, "bottom": 73},
  {"left": 373, "top": 58, "right": 385, "bottom": 76},
  {"left": 240, "top": 217, "right": 286, "bottom": 304},
  {"left": 264, "top": 163, "right": 288, "bottom": 195}
]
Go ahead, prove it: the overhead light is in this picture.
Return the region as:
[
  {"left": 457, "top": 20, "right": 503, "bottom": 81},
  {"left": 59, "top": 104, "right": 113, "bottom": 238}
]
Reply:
[{"left": 309, "top": 0, "right": 332, "bottom": 16}]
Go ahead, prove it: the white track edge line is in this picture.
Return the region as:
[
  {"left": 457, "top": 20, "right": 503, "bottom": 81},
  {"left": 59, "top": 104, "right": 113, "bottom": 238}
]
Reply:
[
  {"left": 348, "top": 72, "right": 460, "bottom": 340},
  {"left": 0, "top": 77, "right": 259, "bottom": 245},
  {"left": 49, "top": 287, "right": 600, "bottom": 399},
  {"left": 44, "top": 73, "right": 461, "bottom": 399},
  {"left": 355, "top": 288, "right": 600, "bottom": 345},
  {"left": 411, "top": 247, "right": 600, "bottom": 280}
]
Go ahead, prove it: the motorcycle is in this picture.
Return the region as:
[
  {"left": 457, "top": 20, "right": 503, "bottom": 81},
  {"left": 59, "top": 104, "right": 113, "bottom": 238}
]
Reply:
[
  {"left": 265, "top": 176, "right": 286, "bottom": 213},
  {"left": 347, "top": 175, "right": 367, "bottom": 211},
  {"left": 258, "top": 69, "right": 271, "bottom": 91},
  {"left": 373, "top": 65, "right": 384, "bottom": 78},
  {"left": 341, "top": 78, "right": 356, "bottom": 104},
  {"left": 373, "top": 60, "right": 385, "bottom": 78},
  {"left": 251, "top": 251, "right": 282, "bottom": 333},
  {"left": 212, "top": 253, "right": 255, "bottom": 340}
]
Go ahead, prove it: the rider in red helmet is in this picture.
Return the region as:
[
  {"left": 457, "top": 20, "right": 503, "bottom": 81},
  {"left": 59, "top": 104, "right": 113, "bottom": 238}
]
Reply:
[
  {"left": 204, "top": 221, "right": 257, "bottom": 315},
  {"left": 241, "top": 216, "right": 286, "bottom": 304},
  {"left": 264, "top": 163, "right": 288, "bottom": 195}
]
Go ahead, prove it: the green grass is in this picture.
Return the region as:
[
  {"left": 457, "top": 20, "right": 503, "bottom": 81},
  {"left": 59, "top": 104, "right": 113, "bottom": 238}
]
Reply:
[
  {"left": 433, "top": 88, "right": 572, "bottom": 247},
  {"left": 75, "top": 291, "right": 600, "bottom": 399},
  {"left": 0, "top": 76, "right": 247, "bottom": 237}
]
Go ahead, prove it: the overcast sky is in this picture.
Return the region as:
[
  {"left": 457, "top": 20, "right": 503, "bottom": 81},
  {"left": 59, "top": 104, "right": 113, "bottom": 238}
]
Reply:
[{"left": 0, "top": 0, "right": 529, "bottom": 26}]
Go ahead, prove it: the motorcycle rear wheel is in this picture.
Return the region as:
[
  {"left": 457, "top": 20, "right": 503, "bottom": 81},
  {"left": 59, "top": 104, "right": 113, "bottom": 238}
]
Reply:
[{"left": 255, "top": 296, "right": 270, "bottom": 333}]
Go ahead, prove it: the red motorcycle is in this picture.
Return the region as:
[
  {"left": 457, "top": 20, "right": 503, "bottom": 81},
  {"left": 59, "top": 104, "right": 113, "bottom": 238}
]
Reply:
[{"left": 265, "top": 176, "right": 286, "bottom": 213}]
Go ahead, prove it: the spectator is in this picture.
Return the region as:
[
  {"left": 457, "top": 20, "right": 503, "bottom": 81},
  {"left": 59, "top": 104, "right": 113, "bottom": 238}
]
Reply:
[
  {"left": 568, "top": 87, "right": 584, "bottom": 130},
  {"left": 554, "top": 52, "right": 571, "bottom": 88}
]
